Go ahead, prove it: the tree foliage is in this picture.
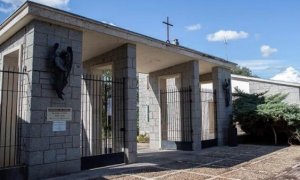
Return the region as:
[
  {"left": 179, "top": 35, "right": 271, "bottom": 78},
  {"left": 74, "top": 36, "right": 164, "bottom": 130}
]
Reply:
[
  {"left": 233, "top": 89, "right": 300, "bottom": 144},
  {"left": 232, "top": 66, "right": 258, "bottom": 77}
]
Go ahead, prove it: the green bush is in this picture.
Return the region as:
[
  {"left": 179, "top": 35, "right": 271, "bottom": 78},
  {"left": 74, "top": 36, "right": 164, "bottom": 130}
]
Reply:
[
  {"left": 233, "top": 89, "right": 300, "bottom": 145},
  {"left": 137, "top": 133, "right": 149, "bottom": 143}
]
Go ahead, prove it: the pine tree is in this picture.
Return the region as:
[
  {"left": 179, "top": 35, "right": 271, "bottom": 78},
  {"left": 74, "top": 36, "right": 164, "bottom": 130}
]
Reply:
[{"left": 233, "top": 88, "right": 300, "bottom": 145}]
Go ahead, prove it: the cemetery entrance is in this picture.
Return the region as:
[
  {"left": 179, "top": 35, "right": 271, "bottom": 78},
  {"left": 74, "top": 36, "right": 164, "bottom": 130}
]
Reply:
[
  {"left": 160, "top": 87, "right": 193, "bottom": 150},
  {"left": 81, "top": 74, "right": 125, "bottom": 170}
]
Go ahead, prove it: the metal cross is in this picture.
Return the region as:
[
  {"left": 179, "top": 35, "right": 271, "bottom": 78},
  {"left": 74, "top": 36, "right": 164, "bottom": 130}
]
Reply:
[{"left": 163, "top": 17, "right": 173, "bottom": 43}]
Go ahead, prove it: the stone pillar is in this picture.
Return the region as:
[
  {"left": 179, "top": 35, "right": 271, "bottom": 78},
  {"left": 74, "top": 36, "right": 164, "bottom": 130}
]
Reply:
[
  {"left": 148, "top": 60, "right": 201, "bottom": 150},
  {"left": 25, "top": 20, "right": 83, "bottom": 179},
  {"left": 212, "top": 66, "right": 232, "bottom": 146},
  {"left": 113, "top": 44, "right": 137, "bottom": 163},
  {"left": 83, "top": 44, "right": 137, "bottom": 163},
  {"left": 190, "top": 61, "right": 201, "bottom": 151},
  {"left": 137, "top": 73, "right": 150, "bottom": 135}
]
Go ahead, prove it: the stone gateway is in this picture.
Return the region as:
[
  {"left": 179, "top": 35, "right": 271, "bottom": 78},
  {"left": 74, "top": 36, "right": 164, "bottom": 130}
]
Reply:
[{"left": 0, "top": 2, "right": 235, "bottom": 179}]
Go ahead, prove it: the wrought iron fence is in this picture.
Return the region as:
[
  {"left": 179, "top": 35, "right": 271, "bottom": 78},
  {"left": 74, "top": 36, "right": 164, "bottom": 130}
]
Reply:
[
  {"left": 81, "top": 74, "right": 125, "bottom": 158},
  {"left": 0, "top": 69, "right": 27, "bottom": 169},
  {"left": 160, "top": 87, "right": 192, "bottom": 142}
]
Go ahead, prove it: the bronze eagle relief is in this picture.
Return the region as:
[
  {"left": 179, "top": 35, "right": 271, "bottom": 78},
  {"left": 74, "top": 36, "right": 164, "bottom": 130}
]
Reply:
[
  {"left": 223, "top": 78, "right": 231, "bottom": 107},
  {"left": 49, "top": 43, "right": 73, "bottom": 100}
]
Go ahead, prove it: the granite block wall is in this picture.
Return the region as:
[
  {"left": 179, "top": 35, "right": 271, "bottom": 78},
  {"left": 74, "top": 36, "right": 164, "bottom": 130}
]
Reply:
[
  {"left": 212, "top": 67, "right": 232, "bottom": 146},
  {"left": 249, "top": 81, "right": 300, "bottom": 105},
  {"left": 142, "top": 60, "right": 201, "bottom": 150},
  {"left": 27, "top": 20, "right": 82, "bottom": 179},
  {"left": 0, "top": 19, "right": 83, "bottom": 179},
  {"left": 138, "top": 73, "right": 150, "bottom": 135},
  {"left": 83, "top": 44, "right": 137, "bottom": 163},
  {"left": 0, "top": 22, "right": 34, "bottom": 176}
]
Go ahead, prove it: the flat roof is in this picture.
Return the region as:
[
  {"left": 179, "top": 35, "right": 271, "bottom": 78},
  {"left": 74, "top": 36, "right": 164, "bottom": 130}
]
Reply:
[
  {"left": 232, "top": 74, "right": 300, "bottom": 88},
  {"left": 0, "top": 1, "right": 236, "bottom": 68}
]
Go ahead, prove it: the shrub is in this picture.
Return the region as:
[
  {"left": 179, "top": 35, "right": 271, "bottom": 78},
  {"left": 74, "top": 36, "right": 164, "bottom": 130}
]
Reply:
[
  {"left": 233, "top": 89, "right": 300, "bottom": 145},
  {"left": 137, "top": 133, "right": 149, "bottom": 143}
]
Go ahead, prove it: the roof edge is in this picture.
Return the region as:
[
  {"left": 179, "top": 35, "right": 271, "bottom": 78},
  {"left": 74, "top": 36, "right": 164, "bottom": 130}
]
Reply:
[
  {"left": 1, "top": 1, "right": 237, "bottom": 68},
  {"left": 0, "top": 1, "right": 29, "bottom": 30},
  {"left": 232, "top": 74, "right": 300, "bottom": 88}
]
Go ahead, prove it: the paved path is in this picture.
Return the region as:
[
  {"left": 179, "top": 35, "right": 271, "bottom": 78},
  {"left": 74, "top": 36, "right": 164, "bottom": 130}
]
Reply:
[
  {"left": 48, "top": 144, "right": 300, "bottom": 180},
  {"left": 275, "top": 164, "right": 300, "bottom": 180}
]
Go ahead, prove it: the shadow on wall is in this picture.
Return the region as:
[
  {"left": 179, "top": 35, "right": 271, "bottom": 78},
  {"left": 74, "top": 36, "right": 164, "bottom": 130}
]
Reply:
[{"left": 0, "top": 69, "right": 29, "bottom": 180}]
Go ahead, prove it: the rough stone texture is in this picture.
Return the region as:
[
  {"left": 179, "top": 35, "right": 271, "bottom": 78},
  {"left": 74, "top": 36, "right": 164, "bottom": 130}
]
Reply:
[
  {"left": 0, "top": 20, "right": 83, "bottom": 179},
  {"left": 212, "top": 66, "right": 232, "bottom": 146},
  {"left": 140, "top": 61, "right": 201, "bottom": 150},
  {"left": 137, "top": 73, "right": 150, "bottom": 135},
  {"left": 84, "top": 44, "right": 137, "bottom": 163},
  {"left": 249, "top": 81, "right": 300, "bottom": 105},
  {"left": 24, "top": 20, "right": 83, "bottom": 179},
  {"left": 0, "top": 21, "right": 34, "bottom": 171}
]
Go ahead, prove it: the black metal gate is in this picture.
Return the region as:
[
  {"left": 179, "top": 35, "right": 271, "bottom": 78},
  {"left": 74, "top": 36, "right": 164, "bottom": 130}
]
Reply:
[
  {"left": 81, "top": 75, "right": 125, "bottom": 170},
  {"left": 200, "top": 89, "right": 217, "bottom": 148},
  {"left": 160, "top": 87, "right": 193, "bottom": 150},
  {"left": 0, "top": 69, "right": 27, "bottom": 179}
]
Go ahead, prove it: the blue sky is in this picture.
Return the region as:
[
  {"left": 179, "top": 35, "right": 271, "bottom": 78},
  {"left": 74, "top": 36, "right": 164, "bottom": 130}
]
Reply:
[{"left": 1, "top": 0, "right": 300, "bottom": 80}]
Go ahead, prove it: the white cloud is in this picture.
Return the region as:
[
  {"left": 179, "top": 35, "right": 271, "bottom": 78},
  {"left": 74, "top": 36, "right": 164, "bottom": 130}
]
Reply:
[
  {"left": 271, "top": 67, "right": 300, "bottom": 83},
  {"left": 236, "top": 59, "right": 281, "bottom": 70},
  {"left": 185, "top": 24, "right": 201, "bottom": 31},
  {"left": 0, "top": 0, "right": 70, "bottom": 13},
  {"left": 207, "top": 30, "right": 249, "bottom": 42},
  {"left": 261, "top": 45, "right": 278, "bottom": 57}
]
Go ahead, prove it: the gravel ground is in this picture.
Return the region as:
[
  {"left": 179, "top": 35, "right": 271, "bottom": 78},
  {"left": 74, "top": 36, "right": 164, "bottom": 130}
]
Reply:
[{"left": 49, "top": 144, "right": 300, "bottom": 180}]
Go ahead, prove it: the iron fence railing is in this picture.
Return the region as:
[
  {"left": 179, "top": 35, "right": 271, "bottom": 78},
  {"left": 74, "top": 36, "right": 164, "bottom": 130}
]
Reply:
[
  {"left": 0, "top": 69, "right": 27, "bottom": 169},
  {"left": 160, "top": 87, "right": 192, "bottom": 142},
  {"left": 81, "top": 74, "right": 125, "bottom": 157}
]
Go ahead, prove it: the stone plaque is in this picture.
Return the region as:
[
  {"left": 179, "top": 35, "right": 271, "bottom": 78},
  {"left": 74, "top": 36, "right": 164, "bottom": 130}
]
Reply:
[
  {"left": 47, "top": 107, "right": 72, "bottom": 121},
  {"left": 53, "top": 121, "right": 66, "bottom": 131}
]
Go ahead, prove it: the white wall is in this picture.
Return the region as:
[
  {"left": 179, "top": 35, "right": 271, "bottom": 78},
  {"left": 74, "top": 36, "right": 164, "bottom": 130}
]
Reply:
[
  {"left": 201, "top": 83, "right": 213, "bottom": 90},
  {"left": 201, "top": 80, "right": 250, "bottom": 93},
  {"left": 232, "top": 79, "right": 250, "bottom": 93}
]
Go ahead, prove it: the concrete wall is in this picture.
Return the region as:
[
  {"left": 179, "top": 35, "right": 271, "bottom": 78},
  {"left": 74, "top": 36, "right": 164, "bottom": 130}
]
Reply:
[
  {"left": 84, "top": 44, "right": 137, "bottom": 163},
  {"left": 141, "top": 60, "right": 201, "bottom": 150},
  {"left": 249, "top": 81, "right": 300, "bottom": 105},
  {"left": 232, "top": 75, "right": 300, "bottom": 105},
  {"left": 231, "top": 79, "right": 250, "bottom": 93}
]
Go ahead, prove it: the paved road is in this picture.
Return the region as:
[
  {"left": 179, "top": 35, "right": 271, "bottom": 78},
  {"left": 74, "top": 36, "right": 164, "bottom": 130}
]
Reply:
[
  {"left": 275, "top": 165, "right": 300, "bottom": 180},
  {"left": 48, "top": 144, "right": 300, "bottom": 180}
]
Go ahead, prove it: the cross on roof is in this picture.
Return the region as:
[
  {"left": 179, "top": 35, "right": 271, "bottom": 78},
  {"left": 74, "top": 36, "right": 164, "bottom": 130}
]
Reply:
[{"left": 162, "top": 17, "right": 173, "bottom": 43}]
